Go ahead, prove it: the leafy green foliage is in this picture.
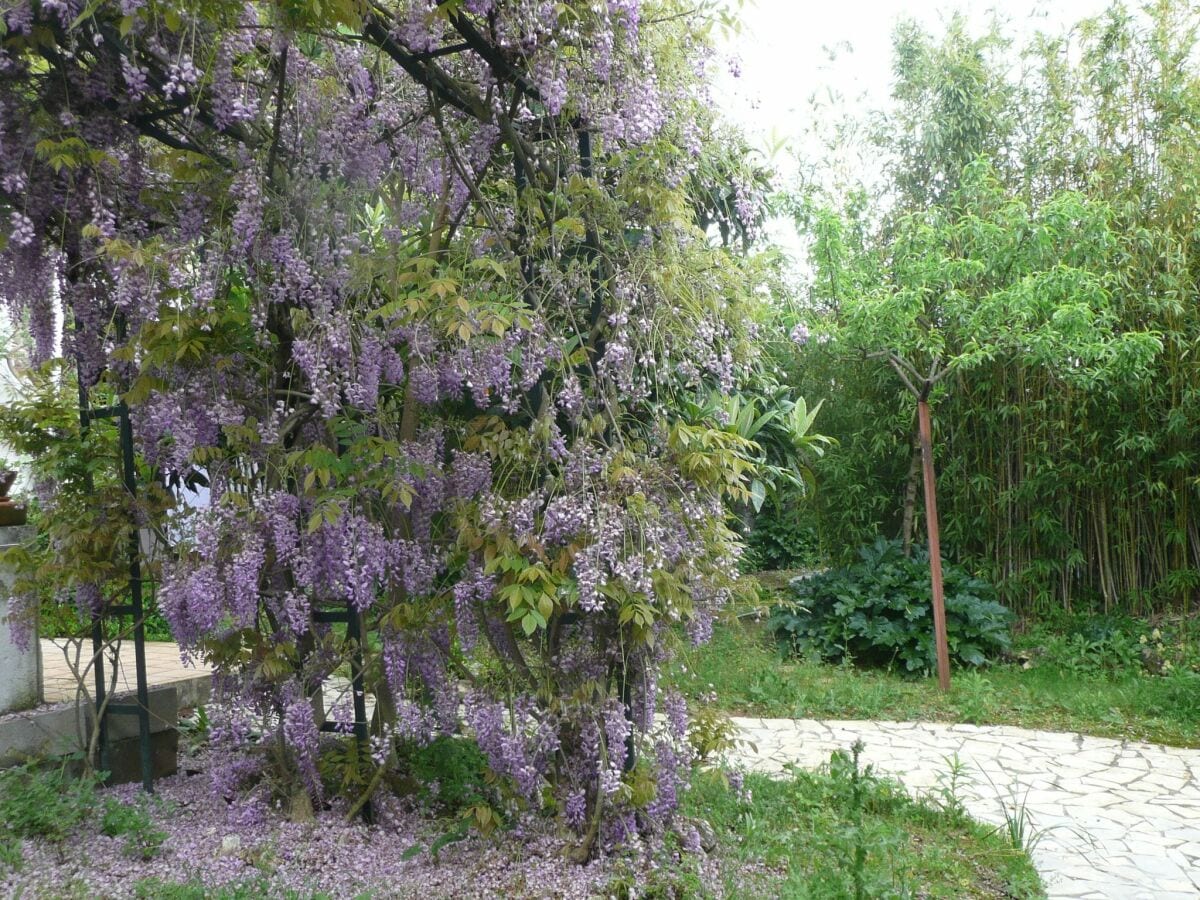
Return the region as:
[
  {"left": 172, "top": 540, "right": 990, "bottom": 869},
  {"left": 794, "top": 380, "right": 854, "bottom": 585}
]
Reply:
[
  {"left": 0, "top": 759, "right": 99, "bottom": 845},
  {"left": 770, "top": 539, "right": 1013, "bottom": 673},
  {"left": 39, "top": 596, "right": 174, "bottom": 642},
  {"left": 1027, "top": 613, "right": 1200, "bottom": 680},
  {"left": 393, "top": 736, "right": 494, "bottom": 816},
  {"left": 741, "top": 490, "right": 823, "bottom": 572},
  {"left": 0, "top": 758, "right": 165, "bottom": 867},
  {"left": 1037, "top": 618, "right": 1145, "bottom": 677},
  {"left": 687, "top": 759, "right": 1043, "bottom": 898},
  {"left": 0, "top": 835, "right": 20, "bottom": 874},
  {"left": 101, "top": 798, "right": 167, "bottom": 860}
]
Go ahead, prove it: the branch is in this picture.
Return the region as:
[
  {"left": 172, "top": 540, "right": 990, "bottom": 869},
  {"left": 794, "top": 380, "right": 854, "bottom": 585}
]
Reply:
[
  {"left": 884, "top": 354, "right": 921, "bottom": 398},
  {"left": 428, "top": 93, "right": 512, "bottom": 254},
  {"left": 266, "top": 43, "right": 290, "bottom": 191},
  {"left": 927, "top": 355, "right": 946, "bottom": 385},
  {"left": 438, "top": 1, "right": 542, "bottom": 101},
  {"left": 90, "top": 17, "right": 257, "bottom": 151},
  {"left": 362, "top": 12, "right": 488, "bottom": 120}
]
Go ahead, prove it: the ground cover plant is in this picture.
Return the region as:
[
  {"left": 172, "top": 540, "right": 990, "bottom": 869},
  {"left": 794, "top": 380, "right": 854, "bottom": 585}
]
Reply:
[{"left": 0, "top": 758, "right": 166, "bottom": 875}]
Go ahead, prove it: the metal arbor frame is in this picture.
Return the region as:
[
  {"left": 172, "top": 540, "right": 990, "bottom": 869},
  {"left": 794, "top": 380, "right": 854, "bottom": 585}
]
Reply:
[
  {"left": 313, "top": 604, "right": 373, "bottom": 824},
  {"left": 76, "top": 317, "right": 155, "bottom": 792}
]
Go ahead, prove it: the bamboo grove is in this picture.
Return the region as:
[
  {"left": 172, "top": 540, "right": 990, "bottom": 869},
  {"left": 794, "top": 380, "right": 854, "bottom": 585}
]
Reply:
[{"left": 789, "top": 3, "right": 1200, "bottom": 616}]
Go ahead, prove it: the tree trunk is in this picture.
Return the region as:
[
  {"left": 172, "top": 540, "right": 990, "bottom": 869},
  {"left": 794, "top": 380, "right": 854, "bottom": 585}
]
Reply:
[
  {"left": 917, "top": 399, "right": 951, "bottom": 692},
  {"left": 900, "top": 421, "right": 921, "bottom": 557}
]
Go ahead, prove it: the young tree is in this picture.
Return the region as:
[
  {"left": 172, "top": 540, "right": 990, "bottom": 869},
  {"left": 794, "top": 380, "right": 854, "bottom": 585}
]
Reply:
[
  {"left": 792, "top": 5, "right": 1199, "bottom": 617},
  {"left": 809, "top": 160, "right": 1160, "bottom": 685}
]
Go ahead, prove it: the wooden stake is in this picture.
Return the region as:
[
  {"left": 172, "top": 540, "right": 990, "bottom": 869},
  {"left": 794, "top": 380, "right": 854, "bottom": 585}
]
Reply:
[{"left": 918, "top": 398, "right": 952, "bottom": 691}]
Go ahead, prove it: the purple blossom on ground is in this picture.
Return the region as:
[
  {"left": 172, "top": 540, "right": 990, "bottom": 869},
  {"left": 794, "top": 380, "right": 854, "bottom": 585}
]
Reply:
[{"left": 0, "top": 743, "right": 728, "bottom": 899}]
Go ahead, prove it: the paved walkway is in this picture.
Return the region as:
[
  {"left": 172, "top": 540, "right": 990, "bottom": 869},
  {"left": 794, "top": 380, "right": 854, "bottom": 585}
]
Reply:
[
  {"left": 731, "top": 717, "right": 1200, "bottom": 900},
  {"left": 39, "top": 638, "right": 210, "bottom": 705}
]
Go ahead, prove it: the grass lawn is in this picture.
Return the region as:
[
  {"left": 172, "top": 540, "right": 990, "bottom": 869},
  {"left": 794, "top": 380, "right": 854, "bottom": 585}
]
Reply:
[
  {"left": 672, "top": 613, "right": 1200, "bottom": 748},
  {"left": 688, "top": 754, "right": 1044, "bottom": 899}
]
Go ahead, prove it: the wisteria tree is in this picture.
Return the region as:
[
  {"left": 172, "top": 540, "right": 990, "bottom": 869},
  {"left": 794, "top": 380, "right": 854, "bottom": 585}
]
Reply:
[{"left": 0, "top": 0, "right": 772, "bottom": 855}]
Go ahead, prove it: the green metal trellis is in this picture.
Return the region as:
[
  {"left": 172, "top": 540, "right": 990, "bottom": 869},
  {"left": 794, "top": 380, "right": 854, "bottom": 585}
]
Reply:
[{"left": 76, "top": 315, "right": 155, "bottom": 792}]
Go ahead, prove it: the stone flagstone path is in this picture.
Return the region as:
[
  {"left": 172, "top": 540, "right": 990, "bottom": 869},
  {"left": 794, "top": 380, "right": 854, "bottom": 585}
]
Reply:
[{"left": 731, "top": 717, "right": 1200, "bottom": 900}]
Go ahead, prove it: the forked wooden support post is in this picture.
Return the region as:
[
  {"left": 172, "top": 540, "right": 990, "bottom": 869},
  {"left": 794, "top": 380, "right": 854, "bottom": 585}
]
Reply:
[{"left": 917, "top": 396, "right": 952, "bottom": 691}]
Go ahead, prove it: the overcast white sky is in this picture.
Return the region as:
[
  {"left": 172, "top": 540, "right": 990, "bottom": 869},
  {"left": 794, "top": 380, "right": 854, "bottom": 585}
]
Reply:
[
  {"left": 716, "top": 0, "right": 1118, "bottom": 153},
  {"left": 712, "top": 0, "right": 1122, "bottom": 257}
]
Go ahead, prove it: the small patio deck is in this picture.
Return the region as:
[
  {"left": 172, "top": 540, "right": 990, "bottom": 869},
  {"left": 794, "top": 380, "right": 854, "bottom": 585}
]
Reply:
[{"left": 38, "top": 638, "right": 212, "bottom": 709}]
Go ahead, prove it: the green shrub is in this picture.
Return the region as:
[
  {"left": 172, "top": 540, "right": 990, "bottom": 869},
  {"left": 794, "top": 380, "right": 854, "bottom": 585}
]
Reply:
[
  {"left": 770, "top": 538, "right": 1013, "bottom": 673},
  {"left": 741, "top": 491, "right": 822, "bottom": 572},
  {"left": 39, "top": 595, "right": 174, "bottom": 641},
  {"left": 394, "top": 735, "right": 493, "bottom": 814},
  {"left": 1027, "top": 613, "right": 1150, "bottom": 676}
]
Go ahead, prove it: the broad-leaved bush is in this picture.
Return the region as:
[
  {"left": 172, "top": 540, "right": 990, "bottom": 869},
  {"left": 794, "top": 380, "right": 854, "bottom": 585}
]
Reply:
[{"left": 770, "top": 539, "right": 1013, "bottom": 673}]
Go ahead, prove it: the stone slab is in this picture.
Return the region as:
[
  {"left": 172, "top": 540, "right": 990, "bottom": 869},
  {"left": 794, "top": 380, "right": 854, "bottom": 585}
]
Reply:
[
  {"left": 0, "top": 525, "right": 41, "bottom": 714},
  {"left": 0, "top": 684, "right": 177, "bottom": 768}
]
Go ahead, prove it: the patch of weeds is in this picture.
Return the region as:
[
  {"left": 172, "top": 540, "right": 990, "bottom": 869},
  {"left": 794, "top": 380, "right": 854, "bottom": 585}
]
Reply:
[
  {"left": 926, "top": 753, "right": 972, "bottom": 819},
  {"left": 0, "top": 756, "right": 99, "bottom": 843},
  {"left": 1148, "top": 666, "right": 1200, "bottom": 718},
  {"left": 1034, "top": 616, "right": 1145, "bottom": 676},
  {"left": 177, "top": 705, "right": 210, "bottom": 755},
  {"left": 393, "top": 735, "right": 493, "bottom": 814},
  {"left": 687, "top": 752, "right": 1043, "bottom": 898},
  {"left": 747, "top": 666, "right": 790, "bottom": 707},
  {"left": 388, "top": 735, "right": 507, "bottom": 853},
  {"left": 132, "top": 878, "right": 318, "bottom": 899},
  {"left": 600, "top": 833, "right": 709, "bottom": 899},
  {"left": 955, "top": 670, "right": 999, "bottom": 724},
  {"left": 101, "top": 797, "right": 167, "bottom": 860},
  {"left": 0, "top": 834, "right": 22, "bottom": 873},
  {"left": 993, "top": 785, "right": 1045, "bottom": 854}
]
